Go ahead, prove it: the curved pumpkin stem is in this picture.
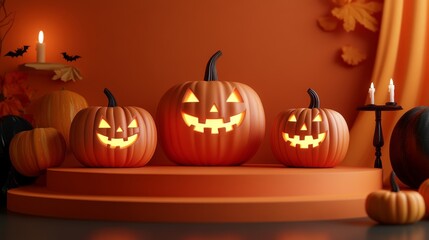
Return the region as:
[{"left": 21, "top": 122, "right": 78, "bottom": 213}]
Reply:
[
  {"left": 104, "top": 88, "right": 117, "bottom": 107},
  {"left": 204, "top": 50, "right": 222, "bottom": 81},
  {"left": 390, "top": 171, "right": 400, "bottom": 192},
  {"left": 307, "top": 88, "right": 320, "bottom": 108}
]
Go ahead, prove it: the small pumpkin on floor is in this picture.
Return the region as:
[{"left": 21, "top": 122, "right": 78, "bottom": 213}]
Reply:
[{"left": 366, "top": 172, "right": 425, "bottom": 224}]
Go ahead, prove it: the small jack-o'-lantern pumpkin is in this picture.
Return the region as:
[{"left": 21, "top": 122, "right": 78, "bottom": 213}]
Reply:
[
  {"left": 69, "top": 88, "right": 157, "bottom": 167},
  {"left": 157, "top": 50, "right": 265, "bottom": 165},
  {"left": 270, "top": 89, "right": 349, "bottom": 167}
]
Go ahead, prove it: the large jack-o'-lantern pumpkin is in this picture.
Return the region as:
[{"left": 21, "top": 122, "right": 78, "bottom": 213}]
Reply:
[
  {"left": 157, "top": 50, "right": 265, "bottom": 165},
  {"left": 271, "top": 89, "right": 349, "bottom": 167},
  {"left": 69, "top": 89, "right": 157, "bottom": 167}
]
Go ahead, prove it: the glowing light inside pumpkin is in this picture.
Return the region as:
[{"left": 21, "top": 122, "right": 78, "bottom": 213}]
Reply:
[
  {"left": 210, "top": 104, "right": 219, "bottom": 112},
  {"left": 182, "top": 111, "right": 245, "bottom": 134},
  {"left": 226, "top": 89, "right": 243, "bottom": 102},
  {"left": 96, "top": 118, "right": 139, "bottom": 149},
  {"left": 282, "top": 132, "right": 326, "bottom": 149},
  {"left": 181, "top": 88, "right": 245, "bottom": 134},
  {"left": 313, "top": 114, "right": 322, "bottom": 122},
  {"left": 282, "top": 113, "right": 326, "bottom": 148},
  {"left": 288, "top": 115, "right": 297, "bottom": 122},
  {"left": 99, "top": 119, "right": 111, "bottom": 128},
  {"left": 183, "top": 89, "right": 199, "bottom": 103},
  {"left": 97, "top": 133, "right": 139, "bottom": 149}
]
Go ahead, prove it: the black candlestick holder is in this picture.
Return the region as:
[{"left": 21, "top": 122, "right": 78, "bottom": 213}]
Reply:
[{"left": 357, "top": 102, "right": 402, "bottom": 168}]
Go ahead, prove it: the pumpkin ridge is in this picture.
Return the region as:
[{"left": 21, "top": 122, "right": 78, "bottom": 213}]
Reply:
[{"left": 325, "top": 110, "right": 338, "bottom": 165}]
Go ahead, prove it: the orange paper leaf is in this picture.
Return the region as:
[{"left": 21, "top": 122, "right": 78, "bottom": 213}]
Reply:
[
  {"left": 317, "top": 15, "right": 339, "bottom": 31},
  {"left": 2, "top": 71, "right": 32, "bottom": 106},
  {"left": 331, "top": 0, "right": 383, "bottom": 32},
  {"left": 0, "top": 97, "right": 24, "bottom": 116},
  {"left": 341, "top": 45, "right": 367, "bottom": 66}
]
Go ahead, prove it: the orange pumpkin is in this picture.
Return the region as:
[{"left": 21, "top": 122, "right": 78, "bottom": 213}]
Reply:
[
  {"left": 69, "top": 88, "right": 157, "bottom": 167},
  {"left": 366, "top": 172, "right": 425, "bottom": 224},
  {"left": 156, "top": 50, "right": 265, "bottom": 165},
  {"left": 34, "top": 89, "right": 88, "bottom": 148},
  {"left": 418, "top": 178, "right": 429, "bottom": 217},
  {"left": 270, "top": 88, "right": 349, "bottom": 167},
  {"left": 9, "top": 128, "right": 66, "bottom": 177}
]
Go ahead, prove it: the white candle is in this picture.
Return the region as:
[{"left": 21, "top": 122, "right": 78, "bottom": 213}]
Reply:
[
  {"left": 388, "top": 78, "right": 395, "bottom": 102},
  {"left": 36, "top": 30, "right": 46, "bottom": 63},
  {"left": 368, "top": 82, "right": 375, "bottom": 105}
]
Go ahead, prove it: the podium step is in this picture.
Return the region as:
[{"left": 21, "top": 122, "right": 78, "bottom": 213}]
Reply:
[{"left": 7, "top": 164, "right": 382, "bottom": 222}]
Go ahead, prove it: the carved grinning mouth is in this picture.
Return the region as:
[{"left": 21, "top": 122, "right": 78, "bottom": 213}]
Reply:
[
  {"left": 96, "top": 133, "right": 138, "bottom": 149},
  {"left": 282, "top": 132, "right": 327, "bottom": 149},
  {"left": 181, "top": 111, "right": 246, "bottom": 134}
]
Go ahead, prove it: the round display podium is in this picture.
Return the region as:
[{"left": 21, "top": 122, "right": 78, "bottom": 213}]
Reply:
[{"left": 7, "top": 164, "right": 382, "bottom": 222}]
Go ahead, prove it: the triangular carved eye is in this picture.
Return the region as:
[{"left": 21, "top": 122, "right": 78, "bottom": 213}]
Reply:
[
  {"left": 210, "top": 104, "right": 219, "bottom": 113},
  {"left": 226, "top": 89, "right": 243, "bottom": 103},
  {"left": 288, "top": 114, "right": 297, "bottom": 122},
  {"left": 99, "top": 119, "right": 111, "bottom": 128},
  {"left": 183, "top": 89, "right": 199, "bottom": 103},
  {"left": 128, "top": 119, "right": 138, "bottom": 128},
  {"left": 313, "top": 114, "right": 322, "bottom": 122}
]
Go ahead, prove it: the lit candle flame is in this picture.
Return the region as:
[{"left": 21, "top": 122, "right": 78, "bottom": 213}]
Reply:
[{"left": 38, "top": 31, "right": 44, "bottom": 44}]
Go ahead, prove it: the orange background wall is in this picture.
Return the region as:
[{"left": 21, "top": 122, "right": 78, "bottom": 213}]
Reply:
[{"left": 0, "top": 0, "right": 380, "bottom": 165}]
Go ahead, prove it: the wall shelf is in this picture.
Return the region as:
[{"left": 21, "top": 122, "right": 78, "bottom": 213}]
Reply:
[{"left": 23, "top": 63, "right": 66, "bottom": 71}]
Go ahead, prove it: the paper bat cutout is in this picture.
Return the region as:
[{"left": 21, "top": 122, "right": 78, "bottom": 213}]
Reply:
[
  {"left": 4, "top": 46, "right": 30, "bottom": 57},
  {"left": 61, "top": 52, "right": 81, "bottom": 62}
]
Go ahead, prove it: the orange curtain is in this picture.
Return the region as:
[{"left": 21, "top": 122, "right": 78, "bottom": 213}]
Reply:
[{"left": 343, "top": 0, "right": 429, "bottom": 184}]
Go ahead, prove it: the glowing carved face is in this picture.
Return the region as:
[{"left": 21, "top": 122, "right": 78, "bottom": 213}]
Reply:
[
  {"left": 181, "top": 88, "right": 246, "bottom": 134},
  {"left": 282, "top": 113, "right": 327, "bottom": 149},
  {"left": 96, "top": 118, "right": 139, "bottom": 149}
]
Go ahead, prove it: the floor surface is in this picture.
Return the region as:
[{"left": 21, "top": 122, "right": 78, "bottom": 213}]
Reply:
[{"left": 1, "top": 208, "right": 428, "bottom": 240}]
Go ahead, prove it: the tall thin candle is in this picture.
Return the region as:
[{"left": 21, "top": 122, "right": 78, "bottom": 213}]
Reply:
[
  {"left": 36, "top": 31, "right": 45, "bottom": 63},
  {"left": 388, "top": 79, "right": 395, "bottom": 103},
  {"left": 368, "top": 82, "right": 375, "bottom": 105}
]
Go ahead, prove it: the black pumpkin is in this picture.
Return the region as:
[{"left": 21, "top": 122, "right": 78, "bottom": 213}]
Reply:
[
  {"left": 390, "top": 106, "right": 429, "bottom": 189},
  {"left": 0, "top": 115, "right": 35, "bottom": 206}
]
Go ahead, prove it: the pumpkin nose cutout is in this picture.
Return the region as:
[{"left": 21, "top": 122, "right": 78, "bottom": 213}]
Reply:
[
  {"left": 116, "top": 127, "right": 123, "bottom": 132},
  {"left": 300, "top": 123, "right": 308, "bottom": 131},
  {"left": 210, "top": 104, "right": 219, "bottom": 113}
]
